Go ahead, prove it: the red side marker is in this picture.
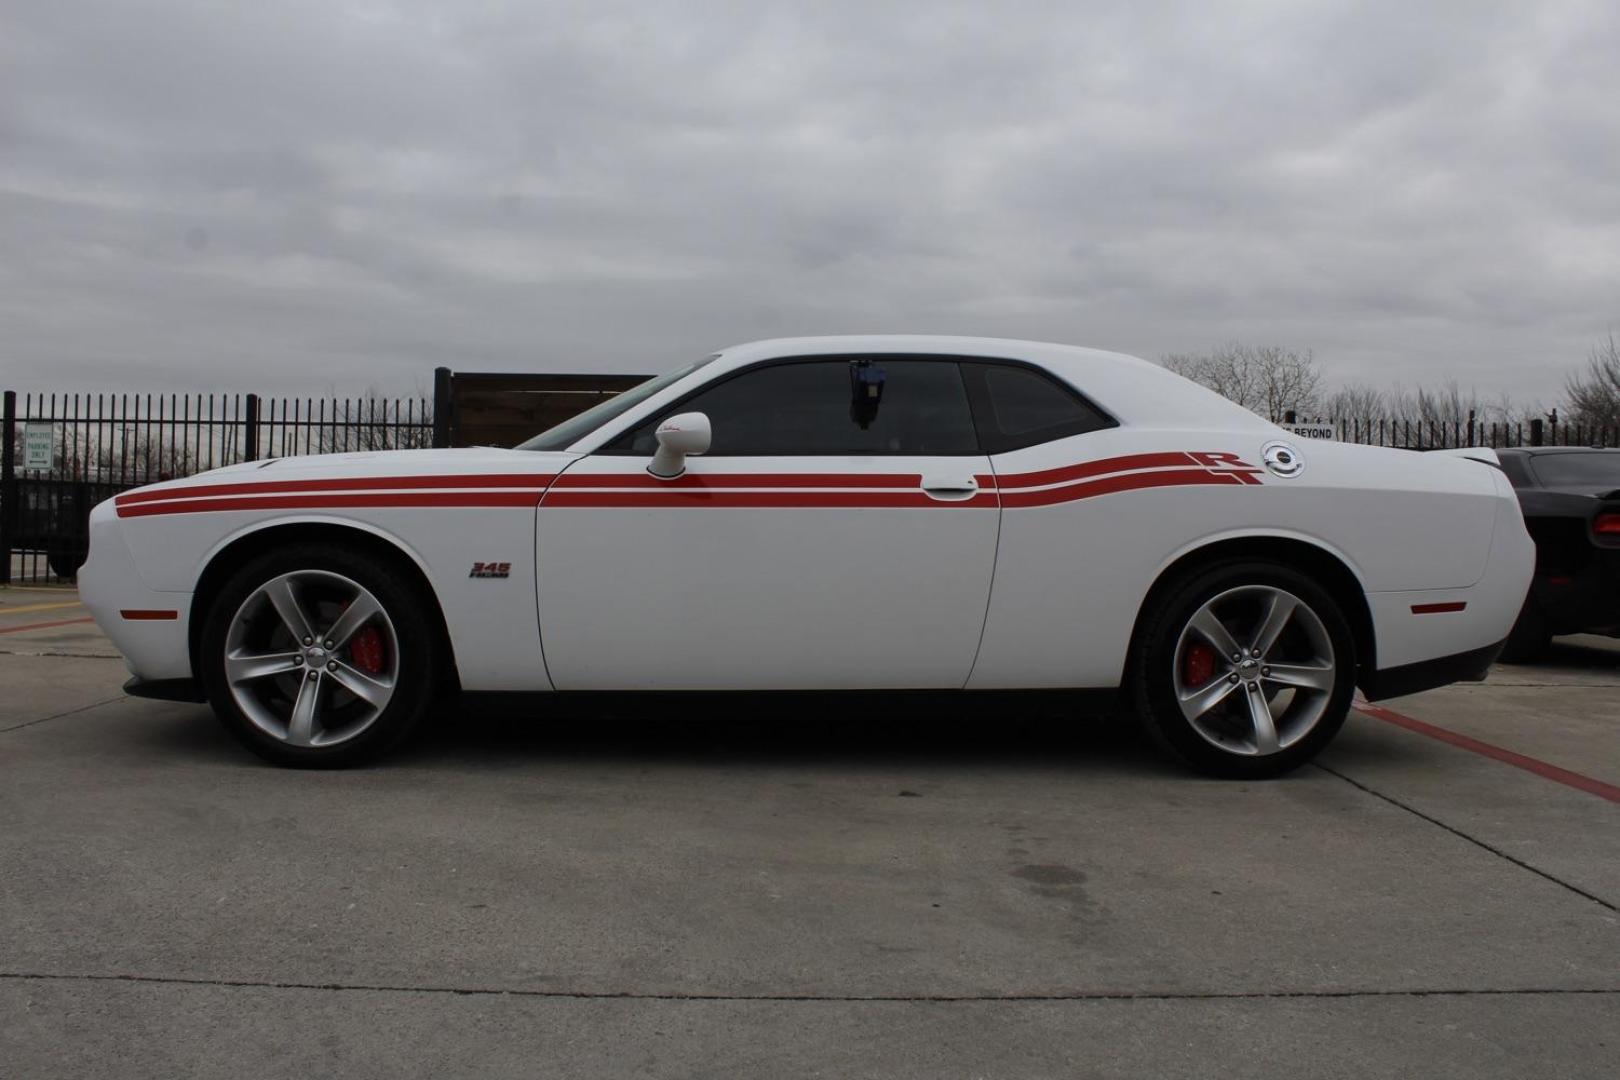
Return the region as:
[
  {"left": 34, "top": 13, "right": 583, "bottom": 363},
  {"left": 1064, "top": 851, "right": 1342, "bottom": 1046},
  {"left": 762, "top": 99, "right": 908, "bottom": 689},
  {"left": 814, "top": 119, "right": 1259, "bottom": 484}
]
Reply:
[
  {"left": 120, "top": 609, "right": 178, "bottom": 621},
  {"left": 1354, "top": 699, "right": 1620, "bottom": 804},
  {"left": 1411, "top": 601, "right": 1467, "bottom": 614}
]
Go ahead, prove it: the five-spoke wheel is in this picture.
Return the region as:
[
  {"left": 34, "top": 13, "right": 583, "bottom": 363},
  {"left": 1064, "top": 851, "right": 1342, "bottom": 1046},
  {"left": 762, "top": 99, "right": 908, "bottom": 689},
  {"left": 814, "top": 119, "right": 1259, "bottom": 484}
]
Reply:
[
  {"left": 224, "top": 570, "right": 400, "bottom": 748},
  {"left": 1133, "top": 561, "right": 1356, "bottom": 777},
  {"left": 201, "top": 544, "right": 437, "bottom": 767}
]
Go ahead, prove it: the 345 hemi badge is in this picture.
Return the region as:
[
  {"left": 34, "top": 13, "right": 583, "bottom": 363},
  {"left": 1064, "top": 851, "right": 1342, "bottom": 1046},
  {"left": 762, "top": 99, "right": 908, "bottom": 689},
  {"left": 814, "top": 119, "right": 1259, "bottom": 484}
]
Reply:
[{"left": 469, "top": 561, "right": 512, "bottom": 579}]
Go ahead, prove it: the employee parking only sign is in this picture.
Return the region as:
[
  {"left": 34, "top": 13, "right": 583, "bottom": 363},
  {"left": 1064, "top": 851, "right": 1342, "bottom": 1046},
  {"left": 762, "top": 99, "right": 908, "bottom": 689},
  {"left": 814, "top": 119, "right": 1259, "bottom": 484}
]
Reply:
[{"left": 23, "top": 423, "right": 54, "bottom": 470}]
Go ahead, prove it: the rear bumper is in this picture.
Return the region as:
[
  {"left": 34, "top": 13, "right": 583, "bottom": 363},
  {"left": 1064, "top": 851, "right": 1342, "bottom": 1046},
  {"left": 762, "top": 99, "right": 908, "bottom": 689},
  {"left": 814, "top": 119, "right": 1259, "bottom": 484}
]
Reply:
[
  {"left": 1359, "top": 638, "right": 1504, "bottom": 702},
  {"left": 1364, "top": 472, "right": 1535, "bottom": 671}
]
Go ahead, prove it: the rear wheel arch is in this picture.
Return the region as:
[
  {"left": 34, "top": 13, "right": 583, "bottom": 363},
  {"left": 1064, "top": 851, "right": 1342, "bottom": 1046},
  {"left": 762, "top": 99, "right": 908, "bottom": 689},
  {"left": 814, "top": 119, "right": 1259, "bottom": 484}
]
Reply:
[
  {"left": 188, "top": 522, "right": 460, "bottom": 693},
  {"left": 1128, "top": 535, "right": 1376, "bottom": 683}
]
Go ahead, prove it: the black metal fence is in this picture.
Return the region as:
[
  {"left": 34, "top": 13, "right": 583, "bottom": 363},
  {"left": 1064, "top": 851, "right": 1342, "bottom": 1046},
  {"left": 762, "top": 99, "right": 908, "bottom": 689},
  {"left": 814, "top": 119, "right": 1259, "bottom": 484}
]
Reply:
[
  {"left": 0, "top": 367, "right": 652, "bottom": 585},
  {"left": 1285, "top": 411, "right": 1620, "bottom": 450},
  {"left": 2, "top": 391, "right": 431, "bottom": 584}
]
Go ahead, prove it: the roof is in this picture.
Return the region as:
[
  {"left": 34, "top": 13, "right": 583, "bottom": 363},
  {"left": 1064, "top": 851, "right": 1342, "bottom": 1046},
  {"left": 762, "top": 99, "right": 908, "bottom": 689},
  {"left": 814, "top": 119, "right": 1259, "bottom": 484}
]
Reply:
[{"left": 713, "top": 335, "right": 1272, "bottom": 430}]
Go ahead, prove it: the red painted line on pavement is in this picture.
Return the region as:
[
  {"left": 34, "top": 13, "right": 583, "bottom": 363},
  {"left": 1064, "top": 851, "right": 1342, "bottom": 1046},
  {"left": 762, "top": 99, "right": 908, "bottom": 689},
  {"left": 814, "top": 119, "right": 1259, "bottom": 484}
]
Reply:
[
  {"left": 1355, "top": 698, "right": 1620, "bottom": 804},
  {"left": 1411, "top": 601, "right": 1468, "bottom": 614},
  {"left": 0, "top": 616, "right": 98, "bottom": 635}
]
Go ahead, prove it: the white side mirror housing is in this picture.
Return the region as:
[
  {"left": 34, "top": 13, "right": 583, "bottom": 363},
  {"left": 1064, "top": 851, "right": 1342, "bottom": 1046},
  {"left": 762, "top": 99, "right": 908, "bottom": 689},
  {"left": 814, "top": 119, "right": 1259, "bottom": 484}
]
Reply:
[{"left": 647, "top": 412, "right": 711, "bottom": 478}]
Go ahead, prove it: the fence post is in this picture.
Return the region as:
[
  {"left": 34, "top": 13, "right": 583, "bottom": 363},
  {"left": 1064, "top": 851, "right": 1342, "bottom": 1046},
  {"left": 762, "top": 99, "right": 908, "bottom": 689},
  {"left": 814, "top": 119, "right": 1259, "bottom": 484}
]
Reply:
[
  {"left": 432, "top": 367, "right": 452, "bottom": 449},
  {"left": 1, "top": 390, "right": 15, "bottom": 586},
  {"left": 1529, "top": 418, "right": 1543, "bottom": 446},
  {"left": 242, "top": 393, "right": 260, "bottom": 463},
  {"left": 1283, "top": 409, "right": 1296, "bottom": 425},
  {"left": 1466, "top": 409, "right": 1475, "bottom": 447}
]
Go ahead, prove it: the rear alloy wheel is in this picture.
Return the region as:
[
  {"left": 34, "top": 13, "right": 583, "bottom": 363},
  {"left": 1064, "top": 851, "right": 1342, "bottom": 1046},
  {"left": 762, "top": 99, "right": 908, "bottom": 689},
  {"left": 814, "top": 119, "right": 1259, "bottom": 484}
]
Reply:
[
  {"left": 1132, "top": 562, "right": 1357, "bottom": 778},
  {"left": 201, "top": 545, "right": 438, "bottom": 767}
]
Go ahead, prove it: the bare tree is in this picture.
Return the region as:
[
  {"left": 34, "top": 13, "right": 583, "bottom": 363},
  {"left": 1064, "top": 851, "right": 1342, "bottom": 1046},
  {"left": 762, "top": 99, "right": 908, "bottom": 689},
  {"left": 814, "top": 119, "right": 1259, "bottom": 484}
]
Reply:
[
  {"left": 314, "top": 389, "right": 432, "bottom": 453},
  {"left": 1160, "top": 344, "right": 1322, "bottom": 421},
  {"left": 91, "top": 430, "right": 197, "bottom": 483},
  {"left": 1564, "top": 333, "right": 1620, "bottom": 429},
  {"left": 1323, "top": 382, "right": 1389, "bottom": 423}
]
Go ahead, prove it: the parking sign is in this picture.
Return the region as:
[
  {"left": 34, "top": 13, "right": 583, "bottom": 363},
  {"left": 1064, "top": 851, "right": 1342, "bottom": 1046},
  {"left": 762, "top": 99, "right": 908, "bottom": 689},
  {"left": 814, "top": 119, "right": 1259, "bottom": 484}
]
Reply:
[{"left": 23, "top": 423, "right": 54, "bottom": 470}]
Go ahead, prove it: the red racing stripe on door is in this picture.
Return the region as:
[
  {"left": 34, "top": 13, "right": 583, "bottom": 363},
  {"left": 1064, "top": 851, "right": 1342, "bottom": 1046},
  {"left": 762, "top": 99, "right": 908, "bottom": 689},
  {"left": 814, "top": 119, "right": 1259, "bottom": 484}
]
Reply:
[
  {"left": 552, "top": 472, "right": 923, "bottom": 489},
  {"left": 544, "top": 490, "right": 1001, "bottom": 509}
]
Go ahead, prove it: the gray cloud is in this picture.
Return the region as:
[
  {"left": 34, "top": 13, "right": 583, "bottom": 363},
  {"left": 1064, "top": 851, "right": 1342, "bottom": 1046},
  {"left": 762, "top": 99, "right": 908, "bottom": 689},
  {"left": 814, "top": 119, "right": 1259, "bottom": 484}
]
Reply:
[{"left": 1, "top": 0, "right": 1616, "bottom": 402}]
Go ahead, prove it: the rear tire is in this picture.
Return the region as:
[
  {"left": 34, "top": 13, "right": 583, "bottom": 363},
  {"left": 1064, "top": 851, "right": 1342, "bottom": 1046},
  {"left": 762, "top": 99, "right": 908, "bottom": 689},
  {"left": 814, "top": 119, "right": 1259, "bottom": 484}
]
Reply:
[
  {"left": 1130, "top": 560, "right": 1357, "bottom": 779},
  {"left": 199, "top": 543, "right": 439, "bottom": 767}
]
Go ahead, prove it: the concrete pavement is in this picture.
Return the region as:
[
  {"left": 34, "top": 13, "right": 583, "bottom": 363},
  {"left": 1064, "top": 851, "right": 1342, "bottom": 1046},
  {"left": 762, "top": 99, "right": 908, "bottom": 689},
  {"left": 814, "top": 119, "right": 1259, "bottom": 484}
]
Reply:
[{"left": 1, "top": 593, "right": 1616, "bottom": 1078}]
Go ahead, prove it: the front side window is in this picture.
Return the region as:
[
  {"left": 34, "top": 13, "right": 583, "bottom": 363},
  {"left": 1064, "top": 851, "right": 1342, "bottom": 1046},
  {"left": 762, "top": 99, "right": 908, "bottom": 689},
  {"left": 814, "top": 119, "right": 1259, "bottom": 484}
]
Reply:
[
  {"left": 516, "top": 356, "right": 717, "bottom": 451},
  {"left": 608, "top": 359, "right": 979, "bottom": 456}
]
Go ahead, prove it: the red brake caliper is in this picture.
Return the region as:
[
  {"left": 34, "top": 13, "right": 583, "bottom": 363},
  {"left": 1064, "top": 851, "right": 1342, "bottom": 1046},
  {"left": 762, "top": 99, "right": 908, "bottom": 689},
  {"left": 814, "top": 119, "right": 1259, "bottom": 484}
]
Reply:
[
  {"left": 349, "top": 625, "right": 386, "bottom": 675},
  {"left": 1182, "top": 641, "right": 1216, "bottom": 688}
]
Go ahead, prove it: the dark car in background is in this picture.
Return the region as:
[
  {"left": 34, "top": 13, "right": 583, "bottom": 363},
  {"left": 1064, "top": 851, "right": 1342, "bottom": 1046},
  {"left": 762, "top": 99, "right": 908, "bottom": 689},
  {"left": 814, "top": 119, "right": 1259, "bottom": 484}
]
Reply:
[{"left": 1496, "top": 447, "right": 1620, "bottom": 660}]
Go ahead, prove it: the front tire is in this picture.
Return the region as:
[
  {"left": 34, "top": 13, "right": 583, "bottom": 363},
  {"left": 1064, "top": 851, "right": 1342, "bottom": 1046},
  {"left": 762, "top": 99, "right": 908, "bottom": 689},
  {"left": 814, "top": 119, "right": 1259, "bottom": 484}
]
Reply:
[
  {"left": 199, "top": 543, "right": 439, "bottom": 767},
  {"left": 1130, "top": 560, "right": 1357, "bottom": 778}
]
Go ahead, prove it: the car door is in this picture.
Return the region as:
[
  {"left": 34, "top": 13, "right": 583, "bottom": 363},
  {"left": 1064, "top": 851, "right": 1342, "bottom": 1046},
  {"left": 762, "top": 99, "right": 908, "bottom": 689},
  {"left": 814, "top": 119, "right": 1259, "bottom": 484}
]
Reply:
[{"left": 534, "top": 356, "right": 1000, "bottom": 690}]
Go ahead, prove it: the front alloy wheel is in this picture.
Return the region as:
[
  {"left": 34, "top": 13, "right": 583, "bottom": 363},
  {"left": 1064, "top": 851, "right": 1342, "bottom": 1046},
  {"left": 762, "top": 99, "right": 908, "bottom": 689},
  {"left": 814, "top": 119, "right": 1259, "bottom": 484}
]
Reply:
[
  {"left": 201, "top": 544, "right": 437, "bottom": 767},
  {"left": 224, "top": 569, "right": 400, "bottom": 748}
]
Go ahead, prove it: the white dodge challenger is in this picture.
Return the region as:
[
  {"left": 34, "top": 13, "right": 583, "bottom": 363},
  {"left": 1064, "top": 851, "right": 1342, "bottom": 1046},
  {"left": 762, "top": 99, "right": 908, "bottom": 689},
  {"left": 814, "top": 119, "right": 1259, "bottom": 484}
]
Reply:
[{"left": 79, "top": 337, "right": 1533, "bottom": 775}]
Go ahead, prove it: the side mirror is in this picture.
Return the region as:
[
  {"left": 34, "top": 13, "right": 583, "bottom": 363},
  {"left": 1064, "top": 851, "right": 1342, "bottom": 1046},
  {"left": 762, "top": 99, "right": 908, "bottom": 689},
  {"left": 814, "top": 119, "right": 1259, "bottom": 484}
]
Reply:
[{"left": 647, "top": 412, "right": 711, "bottom": 478}]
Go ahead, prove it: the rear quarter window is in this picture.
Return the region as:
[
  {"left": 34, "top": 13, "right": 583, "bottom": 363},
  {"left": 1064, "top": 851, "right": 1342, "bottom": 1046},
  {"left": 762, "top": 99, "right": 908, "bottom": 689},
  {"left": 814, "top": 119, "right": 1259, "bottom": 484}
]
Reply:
[{"left": 962, "top": 362, "right": 1115, "bottom": 453}]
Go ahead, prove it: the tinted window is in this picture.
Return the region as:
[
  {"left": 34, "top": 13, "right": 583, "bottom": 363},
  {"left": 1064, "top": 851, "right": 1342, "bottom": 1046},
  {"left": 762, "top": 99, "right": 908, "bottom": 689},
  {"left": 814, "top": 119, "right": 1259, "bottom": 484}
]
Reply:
[
  {"left": 1496, "top": 453, "right": 1535, "bottom": 489},
  {"left": 963, "top": 362, "right": 1113, "bottom": 452},
  {"left": 517, "top": 355, "right": 717, "bottom": 451},
  {"left": 1528, "top": 452, "right": 1620, "bottom": 489},
  {"left": 609, "top": 359, "right": 978, "bottom": 455}
]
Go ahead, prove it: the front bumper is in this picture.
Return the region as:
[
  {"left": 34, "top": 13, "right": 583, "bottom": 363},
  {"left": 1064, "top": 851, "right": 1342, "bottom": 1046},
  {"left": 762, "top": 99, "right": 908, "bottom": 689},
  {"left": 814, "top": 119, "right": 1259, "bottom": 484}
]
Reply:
[{"left": 78, "top": 500, "right": 195, "bottom": 682}]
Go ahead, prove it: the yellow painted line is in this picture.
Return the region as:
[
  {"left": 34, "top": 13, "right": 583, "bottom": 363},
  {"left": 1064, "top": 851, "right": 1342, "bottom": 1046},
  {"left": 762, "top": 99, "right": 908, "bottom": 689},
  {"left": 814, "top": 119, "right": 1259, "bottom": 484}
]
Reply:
[{"left": 0, "top": 600, "right": 85, "bottom": 617}]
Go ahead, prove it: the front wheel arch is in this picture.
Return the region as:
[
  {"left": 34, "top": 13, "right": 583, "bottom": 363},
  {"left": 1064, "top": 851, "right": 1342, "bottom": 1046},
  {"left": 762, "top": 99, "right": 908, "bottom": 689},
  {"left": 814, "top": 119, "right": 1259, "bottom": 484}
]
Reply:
[
  {"left": 1127, "top": 536, "right": 1376, "bottom": 688},
  {"left": 188, "top": 523, "right": 461, "bottom": 694}
]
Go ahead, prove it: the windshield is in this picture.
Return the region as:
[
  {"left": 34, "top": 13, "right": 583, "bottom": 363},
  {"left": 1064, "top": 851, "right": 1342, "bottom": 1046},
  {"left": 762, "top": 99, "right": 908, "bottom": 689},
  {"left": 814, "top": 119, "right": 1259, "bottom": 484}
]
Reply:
[
  {"left": 516, "top": 356, "right": 719, "bottom": 451},
  {"left": 1529, "top": 451, "right": 1620, "bottom": 489}
]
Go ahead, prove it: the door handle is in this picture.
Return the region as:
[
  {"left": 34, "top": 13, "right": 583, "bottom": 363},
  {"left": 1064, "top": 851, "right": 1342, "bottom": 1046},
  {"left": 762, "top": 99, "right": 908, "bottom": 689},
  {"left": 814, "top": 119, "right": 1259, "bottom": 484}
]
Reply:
[{"left": 921, "top": 478, "right": 980, "bottom": 501}]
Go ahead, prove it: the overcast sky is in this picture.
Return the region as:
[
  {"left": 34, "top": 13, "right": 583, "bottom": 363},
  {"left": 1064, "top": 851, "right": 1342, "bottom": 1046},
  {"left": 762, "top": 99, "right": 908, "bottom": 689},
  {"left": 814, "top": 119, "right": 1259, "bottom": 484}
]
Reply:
[{"left": 2, "top": 0, "right": 1617, "bottom": 402}]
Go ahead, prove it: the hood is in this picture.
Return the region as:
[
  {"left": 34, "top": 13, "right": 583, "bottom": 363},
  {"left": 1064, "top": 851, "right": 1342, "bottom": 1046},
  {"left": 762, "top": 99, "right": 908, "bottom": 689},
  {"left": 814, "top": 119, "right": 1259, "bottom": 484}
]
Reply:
[{"left": 118, "top": 447, "right": 581, "bottom": 499}]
